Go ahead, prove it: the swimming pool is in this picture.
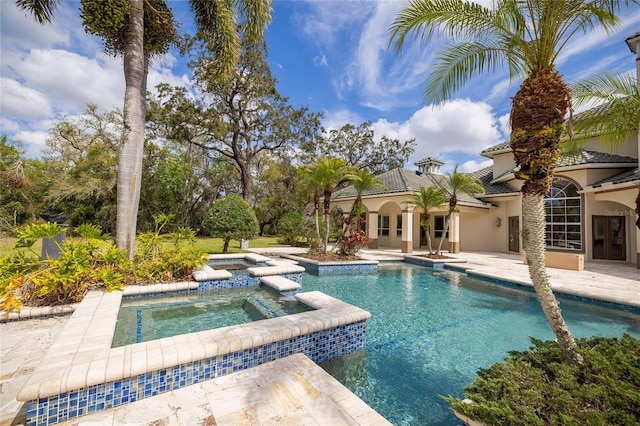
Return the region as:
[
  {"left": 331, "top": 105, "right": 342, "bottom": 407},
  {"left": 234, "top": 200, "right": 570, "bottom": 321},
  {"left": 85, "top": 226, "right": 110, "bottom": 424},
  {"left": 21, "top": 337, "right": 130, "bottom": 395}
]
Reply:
[
  {"left": 112, "top": 286, "right": 309, "bottom": 347},
  {"left": 303, "top": 263, "right": 640, "bottom": 425}
]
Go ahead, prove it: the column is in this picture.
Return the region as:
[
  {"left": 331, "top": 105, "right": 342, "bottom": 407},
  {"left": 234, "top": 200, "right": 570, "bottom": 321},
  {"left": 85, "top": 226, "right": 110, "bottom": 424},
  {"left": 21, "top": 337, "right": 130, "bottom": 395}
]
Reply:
[
  {"left": 401, "top": 209, "right": 413, "bottom": 253},
  {"left": 368, "top": 211, "right": 379, "bottom": 249},
  {"left": 448, "top": 212, "right": 460, "bottom": 254}
]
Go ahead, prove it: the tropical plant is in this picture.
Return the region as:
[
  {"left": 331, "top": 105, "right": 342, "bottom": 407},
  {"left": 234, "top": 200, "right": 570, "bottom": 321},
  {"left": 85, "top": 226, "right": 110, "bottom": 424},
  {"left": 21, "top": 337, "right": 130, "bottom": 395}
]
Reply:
[
  {"left": 349, "top": 169, "right": 386, "bottom": 219},
  {"left": 404, "top": 186, "right": 449, "bottom": 254},
  {"left": 0, "top": 223, "right": 128, "bottom": 311},
  {"left": 297, "top": 163, "right": 325, "bottom": 249},
  {"left": 435, "top": 166, "right": 484, "bottom": 255},
  {"left": 569, "top": 71, "right": 639, "bottom": 147},
  {"left": 389, "top": 0, "right": 635, "bottom": 365},
  {"left": 203, "top": 194, "right": 260, "bottom": 253},
  {"left": 0, "top": 219, "right": 206, "bottom": 313},
  {"left": 314, "top": 157, "right": 355, "bottom": 252},
  {"left": 17, "top": 0, "right": 272, "bottom": 257}
]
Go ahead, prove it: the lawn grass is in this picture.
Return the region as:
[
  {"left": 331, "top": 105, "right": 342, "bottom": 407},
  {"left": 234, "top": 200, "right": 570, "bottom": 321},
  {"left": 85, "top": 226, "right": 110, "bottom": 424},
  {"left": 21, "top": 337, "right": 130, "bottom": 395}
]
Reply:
[{"left": 0, "top": 236, "right": 286, "bottom": 257}]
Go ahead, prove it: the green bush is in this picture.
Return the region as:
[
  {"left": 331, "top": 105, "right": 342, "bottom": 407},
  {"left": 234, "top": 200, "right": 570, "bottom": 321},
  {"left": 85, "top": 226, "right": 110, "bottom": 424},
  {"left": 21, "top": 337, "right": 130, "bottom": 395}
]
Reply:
[
  {"left": 203, "top": 194, "right": 259, "bottom": 253},
  {"left": 276, "top": 211, "right": 304, "bottom": 245},
  {"left": 445, "top": 335, "right": 640, "bottom": 425}
]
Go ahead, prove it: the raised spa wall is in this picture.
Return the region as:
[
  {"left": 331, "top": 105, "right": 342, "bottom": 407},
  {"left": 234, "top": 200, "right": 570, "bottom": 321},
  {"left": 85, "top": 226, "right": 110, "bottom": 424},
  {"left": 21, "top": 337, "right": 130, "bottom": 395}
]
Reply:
[{"left": 18, "top": 254, "right": 372, "bottom": 426}]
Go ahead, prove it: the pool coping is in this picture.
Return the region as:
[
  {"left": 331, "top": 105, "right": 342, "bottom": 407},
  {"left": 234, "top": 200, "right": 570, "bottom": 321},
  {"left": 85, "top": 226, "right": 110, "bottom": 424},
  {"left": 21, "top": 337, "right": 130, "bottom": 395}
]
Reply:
[{"left": 16, "top": 284, "right": 371, "bottom": 403}]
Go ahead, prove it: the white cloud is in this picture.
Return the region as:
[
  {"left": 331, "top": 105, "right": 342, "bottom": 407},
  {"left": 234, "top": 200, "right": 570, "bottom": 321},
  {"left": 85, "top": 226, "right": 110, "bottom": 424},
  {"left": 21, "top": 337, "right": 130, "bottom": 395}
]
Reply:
[
  {"left": 0, "top": 78, "right": 53, "bottom": 120},
  {"left": 459, "top": 158, "right": 493, "bottom": 173},
  {"left": 313, "top": 55, "right": 328, "bottom": 67},
  {"left": 10, "top": 49, "right": 124, "bottom": 115},
  {"left": 0, "top": 1, "right": 70, "bottom": 50},
  {"left": 498, "top": 113, "right": 511, "bottom": 138},
  {"left": 370, "top": 99, "right": 504, "bottom": 164},
  {"left": 12, "top": 129, "right": 50, "bottom": 157},
  {"left": 322, "top": 108, "right": 366, "bottom": 131}
]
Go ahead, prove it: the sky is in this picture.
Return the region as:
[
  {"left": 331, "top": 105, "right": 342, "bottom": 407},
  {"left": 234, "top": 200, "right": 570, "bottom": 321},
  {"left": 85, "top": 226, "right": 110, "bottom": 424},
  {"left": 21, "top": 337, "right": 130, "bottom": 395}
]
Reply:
[{"left": 1, "top": 1, "right": 639, "bottom": 173}]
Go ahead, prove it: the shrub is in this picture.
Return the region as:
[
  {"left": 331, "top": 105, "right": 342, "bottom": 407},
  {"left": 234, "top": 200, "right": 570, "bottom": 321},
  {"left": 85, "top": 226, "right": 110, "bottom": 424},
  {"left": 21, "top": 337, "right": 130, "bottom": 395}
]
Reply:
[
  {"left": 444, "top": 335, "right": 640, "bottom": 425},
  {"left": 276, "top": 211, "right": 304, "bottom": 245},
  {"left": 0, "top": 217, "right": 207, "bottom": 312},
  {"left": 203, "top": 194, "right": 259, "bottom": 253},
  {"left": 134, "top": 215, "right": 206, "bottom": 283},
  {"left": 335, "top": 216, "right": 369, "bottom": 256}
]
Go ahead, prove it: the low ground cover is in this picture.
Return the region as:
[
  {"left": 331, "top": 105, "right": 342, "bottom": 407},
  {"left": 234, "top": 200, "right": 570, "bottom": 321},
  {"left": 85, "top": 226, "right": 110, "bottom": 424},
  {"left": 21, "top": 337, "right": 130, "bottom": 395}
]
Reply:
[{"left": 445, "top": 335, "right": 640, "bottom": 425}]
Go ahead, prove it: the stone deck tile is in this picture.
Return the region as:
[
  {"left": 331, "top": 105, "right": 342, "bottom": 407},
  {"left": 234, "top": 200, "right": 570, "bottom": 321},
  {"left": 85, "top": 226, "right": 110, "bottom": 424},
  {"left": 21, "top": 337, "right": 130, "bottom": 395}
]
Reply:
[{"left": 49, "top": 353, "right": 390, "bottom": 426}]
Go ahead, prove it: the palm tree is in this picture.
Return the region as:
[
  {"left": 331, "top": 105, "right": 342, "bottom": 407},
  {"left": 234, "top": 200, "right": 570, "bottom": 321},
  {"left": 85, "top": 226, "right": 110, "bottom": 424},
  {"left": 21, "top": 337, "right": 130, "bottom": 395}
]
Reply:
[
  {"left": 570, "top": 70, "right": 640, "bottom": 230},
  {"left": 17, "top": 0, "right": 272, "bottom": 257},
  {"left": 298, "top": 164, "right": 324, "bottom": 246},
  {"left": 389, "top": 0, "right": 634, "bottom": 365},
  {"left": 314, "top": 157, "right": 354, "bottom": 252},
  {"left": 404, "top": 186, "right": 449, "bottom": 254},
  {"left": 435, "top": 166, "right": 484, "bottom": 255},
  {"left": 349, "top": 169, "right": 386, "bottom": 220}
]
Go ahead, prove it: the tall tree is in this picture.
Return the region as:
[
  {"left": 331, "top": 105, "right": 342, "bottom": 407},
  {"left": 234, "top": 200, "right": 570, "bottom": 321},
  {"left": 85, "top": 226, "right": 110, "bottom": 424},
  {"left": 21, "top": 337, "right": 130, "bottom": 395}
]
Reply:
[
  {"left": 0, "top": 136, "right": 50, "bottom": 228},
  {"left": 435, "top": 166, "right": 484, "bottom": 255},
  {"left": 389, "top": 0, "right": 635, "bottom": 365},
  {"left": 313, "top": 157, "right": 354, "bottom": 252},
  {"left": 43, "top": 105, "right": 122, "bottom": 231},
  {"left": 17, "top": 0, "right": 272, "bottom": 256},
  {"left": 301, "top": 122, "right": 416, "bottom": 174},
  {"left": 190, "top": 38, "right": 322, "bottom": 204},
  {"left": 404, "top": 186, "right": 449, "bottom": 254},
  {"left": 298, "top": 163, "right": 325, "bottom": 246}
]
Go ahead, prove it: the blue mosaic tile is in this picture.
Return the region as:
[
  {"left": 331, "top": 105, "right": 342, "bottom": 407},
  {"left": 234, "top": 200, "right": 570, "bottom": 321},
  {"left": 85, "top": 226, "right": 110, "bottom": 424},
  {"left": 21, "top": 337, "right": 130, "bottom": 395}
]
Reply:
[
  {"left": 297, "top": 260, "right": 378, "bottom": 276},
  {"left": 26, "top": 318, "right": 368, "bottom": 425}
]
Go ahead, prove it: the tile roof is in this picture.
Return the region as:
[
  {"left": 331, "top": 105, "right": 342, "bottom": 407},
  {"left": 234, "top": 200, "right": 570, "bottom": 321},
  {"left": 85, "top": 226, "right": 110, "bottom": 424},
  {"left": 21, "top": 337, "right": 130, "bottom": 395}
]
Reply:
[
  {"left": 332, "top": 168, "right": 488, "bottom": 206},
  {"left": 557, "top": 149, "right": 637, "bottom": 167},
  {"left": 470, "top": 166, "right": 519, "bottom": 196},
  {"left": 480, "top": 141, "right": 510, "bottom": 157},
  {"left": 489, "top": 149, "right": 637, "bottom": 183},
  {"left": 591, "top": 168, "right": 640, "bottom": 187}
]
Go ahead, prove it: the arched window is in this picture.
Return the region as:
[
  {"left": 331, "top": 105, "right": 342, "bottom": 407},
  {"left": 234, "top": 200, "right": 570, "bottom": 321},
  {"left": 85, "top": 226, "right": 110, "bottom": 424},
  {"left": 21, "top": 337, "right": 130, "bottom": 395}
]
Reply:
[{"left": 544, "top": 178, "right": 582, "bottom": 250}]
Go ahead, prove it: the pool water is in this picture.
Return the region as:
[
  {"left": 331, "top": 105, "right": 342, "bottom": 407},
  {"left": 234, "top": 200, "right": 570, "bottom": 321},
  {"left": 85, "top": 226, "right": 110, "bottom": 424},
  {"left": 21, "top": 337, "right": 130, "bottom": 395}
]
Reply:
[
  {"left": 112, "top": 286, "right": 308, "bottom": 347},
  {"left": 303, "top": 263, "right": 640, "bottom": 426}
]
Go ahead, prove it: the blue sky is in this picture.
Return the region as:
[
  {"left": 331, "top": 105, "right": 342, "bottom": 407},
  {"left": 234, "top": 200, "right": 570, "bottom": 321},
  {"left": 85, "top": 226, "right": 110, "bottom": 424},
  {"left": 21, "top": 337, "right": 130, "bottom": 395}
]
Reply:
[{"left": 1, "top": 1, "right": 639, "bottom": 172}]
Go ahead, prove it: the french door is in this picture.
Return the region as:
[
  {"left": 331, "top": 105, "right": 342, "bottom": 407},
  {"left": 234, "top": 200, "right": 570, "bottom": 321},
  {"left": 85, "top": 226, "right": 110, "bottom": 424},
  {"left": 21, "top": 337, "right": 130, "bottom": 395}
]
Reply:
[{"left": 592, "top": 216, "right": 626, "bottom": 260}]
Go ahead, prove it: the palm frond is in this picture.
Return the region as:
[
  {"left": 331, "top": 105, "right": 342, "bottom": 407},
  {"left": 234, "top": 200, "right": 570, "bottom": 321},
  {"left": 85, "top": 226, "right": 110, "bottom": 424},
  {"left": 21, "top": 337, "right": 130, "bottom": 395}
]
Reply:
[
  {"left": 568, "top": 70, "right": 639, "bottom": 149},
  {"left": 239, "top": 0, "right": 272, "bottom": 43},
  {"left": 16, "top": 0, "right": 60, "bottom": 23},
  {"left": 425, "top": 41, "right": 511, "bottom": 103}
]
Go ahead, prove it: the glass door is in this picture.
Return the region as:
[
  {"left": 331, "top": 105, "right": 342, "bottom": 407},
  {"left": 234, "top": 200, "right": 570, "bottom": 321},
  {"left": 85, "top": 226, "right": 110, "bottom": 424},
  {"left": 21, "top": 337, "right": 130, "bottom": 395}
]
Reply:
[{"left": 592, "top": 216, "right": 626, "bottom": 260}]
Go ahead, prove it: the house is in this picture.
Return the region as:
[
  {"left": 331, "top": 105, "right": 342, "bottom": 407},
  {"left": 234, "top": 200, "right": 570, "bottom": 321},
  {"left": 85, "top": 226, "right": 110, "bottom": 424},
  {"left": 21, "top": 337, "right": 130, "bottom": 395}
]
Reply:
[{"left": 330, "top": 33, "right": 640, "bottom": 268}]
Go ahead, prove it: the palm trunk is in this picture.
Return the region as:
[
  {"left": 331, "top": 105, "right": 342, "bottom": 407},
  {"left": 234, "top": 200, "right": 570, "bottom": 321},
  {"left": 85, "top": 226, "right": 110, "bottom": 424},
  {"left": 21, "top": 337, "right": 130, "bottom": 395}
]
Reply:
[
  {"left": 511, "top": 69, "right": 583, "bottom": 365},
  {"left": 116, "top": 0, "right": 146, "bottom": 258},
  {"left": 313, "top": 192, "right": 321, "bottom": 243},
  {"left": 323, "top": 189, "right": 331, "bottom": 252},
  {"left": 425, "top": 225, "right": 434, "bottom": 254},
  {"left": 522, "top": 195, "right": 582, "bottom": 364}
]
